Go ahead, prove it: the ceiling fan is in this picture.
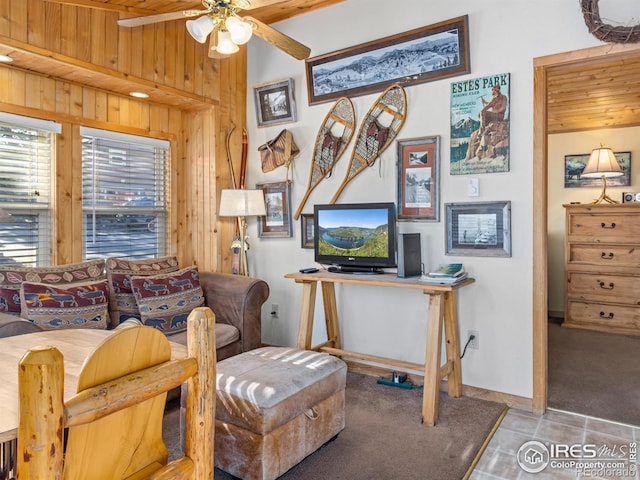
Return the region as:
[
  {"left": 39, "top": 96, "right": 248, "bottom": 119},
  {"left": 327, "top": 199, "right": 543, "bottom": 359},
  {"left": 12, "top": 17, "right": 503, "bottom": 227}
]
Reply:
[{"left": 117, "top": 0, "right": 311, "bottom": 60}]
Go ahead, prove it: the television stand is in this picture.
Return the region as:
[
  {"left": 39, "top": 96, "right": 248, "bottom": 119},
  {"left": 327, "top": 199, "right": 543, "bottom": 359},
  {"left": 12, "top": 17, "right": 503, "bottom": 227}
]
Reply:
[
  {"left": 284, "top": 269, "right": 475, "bottom": 426},
  {"left": 327, "top": 265, "right": 384, "bottom": 275}
]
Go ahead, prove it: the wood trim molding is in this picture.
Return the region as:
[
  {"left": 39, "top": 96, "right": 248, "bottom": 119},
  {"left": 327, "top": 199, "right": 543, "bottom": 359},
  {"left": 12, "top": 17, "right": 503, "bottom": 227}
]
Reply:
[
  {"left": 345, "top": 360, "right": 533, "bottom": 413},
  {"left": 0, "top": 35, "right": 216, "bottom": 111}
]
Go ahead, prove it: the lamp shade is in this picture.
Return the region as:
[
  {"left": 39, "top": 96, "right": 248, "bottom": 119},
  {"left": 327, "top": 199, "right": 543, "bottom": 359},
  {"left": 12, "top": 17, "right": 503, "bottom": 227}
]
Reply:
[
  {"left": 216, "top": 29, "right": 240, "bottom": 54},
  {"left": 186, "top": 15, "right": 215, "bottom": 44},
  {"left": 219, "top": 189, "right": 266, "bottom": 217},
  {"left": 226, "top": 16, "right": 253, "bottom": 45},
  {"left": 581, "top": 147, "right": 624, "bottom": 178}
]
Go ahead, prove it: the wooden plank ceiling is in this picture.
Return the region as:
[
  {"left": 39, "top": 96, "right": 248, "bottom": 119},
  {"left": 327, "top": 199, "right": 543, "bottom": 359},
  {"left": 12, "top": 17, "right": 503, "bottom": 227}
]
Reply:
[
  {"left": 547, "top": 51, "right": 640, "bottom": 134},
  {"left": 56, "top": 0, "right": 345, "bottom": 25},
  {"left": 0, "top": 0, "right": 344, "bottom": 110}
]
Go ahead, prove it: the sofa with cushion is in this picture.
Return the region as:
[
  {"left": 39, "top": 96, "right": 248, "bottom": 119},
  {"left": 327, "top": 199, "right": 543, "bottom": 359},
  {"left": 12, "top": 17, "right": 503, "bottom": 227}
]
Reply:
[{"left": 0, "top": 256, "right": 269, "bottom": 361}]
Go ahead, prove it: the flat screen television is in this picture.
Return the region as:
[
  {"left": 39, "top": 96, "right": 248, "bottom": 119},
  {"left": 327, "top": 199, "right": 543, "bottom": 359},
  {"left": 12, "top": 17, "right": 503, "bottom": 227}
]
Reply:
[{"left": 313, "top": 202, "right": 397, "bottom": 274}]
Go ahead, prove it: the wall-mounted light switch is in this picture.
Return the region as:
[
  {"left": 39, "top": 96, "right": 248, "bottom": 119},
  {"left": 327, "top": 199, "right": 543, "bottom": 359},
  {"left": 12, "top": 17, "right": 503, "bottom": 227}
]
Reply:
[{"left": 467, "top": 178, "right": 480, "bottom": 197}]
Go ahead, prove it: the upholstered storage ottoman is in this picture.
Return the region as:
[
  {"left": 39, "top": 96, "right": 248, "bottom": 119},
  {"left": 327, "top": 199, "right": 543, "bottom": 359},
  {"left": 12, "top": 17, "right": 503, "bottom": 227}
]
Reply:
[{"left": 215, "top": 346, "right": 347, "bottom": 480}]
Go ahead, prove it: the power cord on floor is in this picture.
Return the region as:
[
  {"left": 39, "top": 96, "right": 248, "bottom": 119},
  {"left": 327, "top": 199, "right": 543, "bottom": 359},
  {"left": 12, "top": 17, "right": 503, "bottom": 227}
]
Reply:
[{"left": 460, "top": 334, "right": 475, "bottom": 359}]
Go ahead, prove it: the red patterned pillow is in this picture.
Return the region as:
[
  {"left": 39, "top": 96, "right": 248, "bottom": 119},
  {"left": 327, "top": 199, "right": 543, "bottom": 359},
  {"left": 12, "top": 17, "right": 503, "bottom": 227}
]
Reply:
[
  {"left": 130, "top": 266, "right": 204, "bottom": 334},
  {"left": 20, "top": 279, "right": 110, "bottom": 330},
  {"left": 0, "top": 259, "right": 105, "bottom": 315},
  {"left": 106, "top": 256, "right": 180, "bottom": 328}
]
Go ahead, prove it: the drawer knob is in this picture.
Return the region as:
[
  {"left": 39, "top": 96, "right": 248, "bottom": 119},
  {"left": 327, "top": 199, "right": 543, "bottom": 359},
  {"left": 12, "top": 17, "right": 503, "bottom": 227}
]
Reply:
[
  {"left": 600, "top": 222, "right": 616, "bottom": 229},
  {"left": 598, "top": 281, "right": 614, "bottom": 290},
  {"left": 599, "top": 311, "right": 614, "bottom": 319},
  {"left": 601, "top": 252, "right": 614, "bottom": 259}
]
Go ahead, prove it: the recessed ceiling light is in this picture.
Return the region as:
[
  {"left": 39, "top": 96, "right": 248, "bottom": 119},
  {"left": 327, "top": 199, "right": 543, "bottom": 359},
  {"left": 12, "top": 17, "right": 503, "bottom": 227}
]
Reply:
[
  {"left": 0, "top": 54, "right": 13, "bottom": 63},
  {"left": 129, "top": 91, "right": 149, "bottom": 98}
]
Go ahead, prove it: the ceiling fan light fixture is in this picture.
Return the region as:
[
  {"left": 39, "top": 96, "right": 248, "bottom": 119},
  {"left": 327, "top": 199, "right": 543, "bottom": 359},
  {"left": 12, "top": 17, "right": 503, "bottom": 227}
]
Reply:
[
  {"left": 217, "top": 29, "right": 239, "bottom": 54},
  {"left": 226, "top": 16, "right": 252, "bottom": 45},
  {"left": 186, "top": 15, "right": 215, "bottom": 44}
]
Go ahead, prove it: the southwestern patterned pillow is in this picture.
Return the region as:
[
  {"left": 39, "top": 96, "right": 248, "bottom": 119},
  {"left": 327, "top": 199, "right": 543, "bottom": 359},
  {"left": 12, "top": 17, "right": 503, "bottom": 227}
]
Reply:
[
  {"left": 130, "top": 266, "right": 204, "bottom": 334},
  {"left": 20, "top": 279, "right": 110, "bottom": 330},
  {"left": 0, "top": 259, "right": 105, "bottom": 315},
  {"left": 106, "top": 256, "right": 180, "bottom": 327}
]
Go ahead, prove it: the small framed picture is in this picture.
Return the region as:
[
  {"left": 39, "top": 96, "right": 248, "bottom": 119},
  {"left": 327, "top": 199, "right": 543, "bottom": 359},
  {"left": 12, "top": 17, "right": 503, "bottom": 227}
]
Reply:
[
  {"left": 445, "top": 201, "right": 511, "bottom": 257},
  {"left": 564, "top": 152, "right": 631, "bottom": 188},
  {"left": 253, "top": 78, "right": 297, "bottom": 127},
  {"left": 257, "top": 181, "right": 293, "bottom": 238},
  {"left": 300, "top": 214, "right": 314, "bottom": 249},
  {"left": 396, "top": 136, "right": 440, "bottom": 221}
]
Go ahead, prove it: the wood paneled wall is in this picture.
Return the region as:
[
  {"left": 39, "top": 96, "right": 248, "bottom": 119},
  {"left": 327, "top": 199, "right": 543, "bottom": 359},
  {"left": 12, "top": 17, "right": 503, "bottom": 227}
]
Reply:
[{"left": 0, "top": 0, "right": 247, "bottom": 272}]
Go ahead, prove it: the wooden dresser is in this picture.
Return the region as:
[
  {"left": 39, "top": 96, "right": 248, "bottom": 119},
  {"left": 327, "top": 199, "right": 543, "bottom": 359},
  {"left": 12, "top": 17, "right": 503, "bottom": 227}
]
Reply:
[{"left": 564, "top": 203, "right": 640, "bottom": 336}]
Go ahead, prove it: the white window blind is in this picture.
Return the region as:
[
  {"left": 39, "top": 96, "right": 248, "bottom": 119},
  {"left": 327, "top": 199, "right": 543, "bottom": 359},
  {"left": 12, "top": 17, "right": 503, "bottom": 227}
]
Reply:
[
  {"left": 0, "top": 116, "right": 56, "bottom": 266},
  {"left": 81, "top": 127, "right": 169, "bottom": 260}
]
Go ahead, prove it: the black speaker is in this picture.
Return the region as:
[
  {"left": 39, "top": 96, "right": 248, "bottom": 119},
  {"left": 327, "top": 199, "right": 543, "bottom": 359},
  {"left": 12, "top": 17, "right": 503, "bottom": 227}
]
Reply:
[{"left": 397, "top": 233, "right": 422, "bottom": 278}]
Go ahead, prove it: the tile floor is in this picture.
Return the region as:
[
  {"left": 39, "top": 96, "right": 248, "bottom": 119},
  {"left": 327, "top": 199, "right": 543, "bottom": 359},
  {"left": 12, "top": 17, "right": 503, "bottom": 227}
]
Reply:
[{"left": 470, "top": 408, "right": 639, "bottom": 480}]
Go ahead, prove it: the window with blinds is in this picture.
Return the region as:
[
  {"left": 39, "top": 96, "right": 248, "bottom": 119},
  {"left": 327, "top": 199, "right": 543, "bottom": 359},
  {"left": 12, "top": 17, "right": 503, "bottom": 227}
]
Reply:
[
  {"left": 0, "top": 114, "right": 57, "bottom": 267},
  {"left": 81, "top": 127, "right": 169, "bottom": 261}
]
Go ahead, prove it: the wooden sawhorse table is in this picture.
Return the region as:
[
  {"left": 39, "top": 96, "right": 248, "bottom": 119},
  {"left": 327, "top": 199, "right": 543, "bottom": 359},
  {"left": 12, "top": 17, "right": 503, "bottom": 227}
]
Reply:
[{"left": 284, "top": 270, "right": 475, "bottom": 426}]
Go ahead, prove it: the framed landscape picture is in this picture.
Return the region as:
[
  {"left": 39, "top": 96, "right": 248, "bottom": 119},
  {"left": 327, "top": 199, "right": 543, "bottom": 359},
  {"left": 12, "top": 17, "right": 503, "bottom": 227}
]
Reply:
[
  {"left": 445, "top": 201, "right": 511, "bottom": 257},
  {"left": 396, "top": 136, "right": 440, "bottom": 221},
  {"left": 305, "top": 16, "right": 469, "bottom": 105},
  {"left": 564, "top": 152, "right": 631, "bottom": 188}
]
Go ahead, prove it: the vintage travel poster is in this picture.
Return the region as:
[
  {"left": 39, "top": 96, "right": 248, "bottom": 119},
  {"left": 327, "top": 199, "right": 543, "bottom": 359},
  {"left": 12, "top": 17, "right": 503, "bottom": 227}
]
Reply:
[{"left": 450, "top": 73, "right": 510, "bottom": 175}]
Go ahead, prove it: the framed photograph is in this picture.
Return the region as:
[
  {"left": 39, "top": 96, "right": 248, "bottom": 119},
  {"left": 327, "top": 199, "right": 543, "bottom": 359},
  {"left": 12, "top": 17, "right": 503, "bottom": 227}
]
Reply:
[
  {"left": 397, "top": 136, "right": 440, "bottom": 221},
  {"left": 300, "top": 214, "right": 314, "bottom": 249},
  {"left": 445, "top": 201, "right": 511, "bottom": 257},
  {"left": 564, "top": 152, "right": 631, "bottom": 188},
  {"left": 256, "top": 181, "right": 293, "bottom": 238},
  {"left": 305, "top": 16, "right": 469, "bottom": 105},
  {"left": 450, "top": 73, "right": 510, "bottom": 175},
  {"left": 253, "top": 78, "right": 297, "bottom": 127}
]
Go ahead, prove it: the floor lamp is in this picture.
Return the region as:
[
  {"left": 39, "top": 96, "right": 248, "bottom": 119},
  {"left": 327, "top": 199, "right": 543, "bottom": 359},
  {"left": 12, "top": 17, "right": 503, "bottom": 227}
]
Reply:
[
  {"left": 580, "top": 146, "right": 624, "bottom": 204},
  {"left": 218, "top": 189, "right": 266, "bottom": 276}
]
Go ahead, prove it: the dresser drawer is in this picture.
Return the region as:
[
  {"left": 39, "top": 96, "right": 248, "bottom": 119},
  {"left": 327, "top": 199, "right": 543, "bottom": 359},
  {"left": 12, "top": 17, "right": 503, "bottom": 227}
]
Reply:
[
  {"left": 567, "top": 272, "right": 640, "bottom": 304},
  {"left": 567, "top": 243, "right": 640, "bottom": 267},
  {"left": 567, "top": 212, "right": 640, "bottom": 241},
  {"left": 566, "top": 300, "right": 640, "bottom": 335}
]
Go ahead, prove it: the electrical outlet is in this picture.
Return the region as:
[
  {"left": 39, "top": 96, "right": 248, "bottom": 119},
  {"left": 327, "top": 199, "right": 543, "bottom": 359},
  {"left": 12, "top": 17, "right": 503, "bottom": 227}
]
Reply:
[
  {"left": 467, "top": 330, "right": 479, "bottom": 350},
  {"left": 271, "top": 303, "right": 279, "bottom": 319}
]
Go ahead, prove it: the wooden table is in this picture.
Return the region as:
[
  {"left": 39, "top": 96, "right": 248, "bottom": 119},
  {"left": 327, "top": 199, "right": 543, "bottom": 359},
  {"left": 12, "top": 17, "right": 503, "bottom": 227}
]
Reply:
[
  {"left": 0, "top": 329, "right": 188, "bottom": 443},
  {"left": 284, "top": 270, "right": 475, "bottom": 426}
]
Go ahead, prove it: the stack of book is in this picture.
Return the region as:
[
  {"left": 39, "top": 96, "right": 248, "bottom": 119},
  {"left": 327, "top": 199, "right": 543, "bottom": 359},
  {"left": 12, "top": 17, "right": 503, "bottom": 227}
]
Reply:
[{"left": 419, "top": 263, "right": 468, "bottom": 284}]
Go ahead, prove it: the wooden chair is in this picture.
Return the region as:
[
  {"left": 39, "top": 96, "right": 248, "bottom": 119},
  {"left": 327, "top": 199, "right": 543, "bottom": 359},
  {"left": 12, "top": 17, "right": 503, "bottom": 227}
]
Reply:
[{"left": 16, "top": 307, "right": 216, "bottom": 480}]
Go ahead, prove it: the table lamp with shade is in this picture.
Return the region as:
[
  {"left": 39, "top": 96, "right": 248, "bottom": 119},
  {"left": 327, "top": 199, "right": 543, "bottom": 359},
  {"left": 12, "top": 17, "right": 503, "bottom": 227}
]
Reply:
[
  {"left": 218, "top": 189, "right": 266, "bottom": 276},
  {"left": 580, "top": 146, "right": 624, "bottom": 204}
]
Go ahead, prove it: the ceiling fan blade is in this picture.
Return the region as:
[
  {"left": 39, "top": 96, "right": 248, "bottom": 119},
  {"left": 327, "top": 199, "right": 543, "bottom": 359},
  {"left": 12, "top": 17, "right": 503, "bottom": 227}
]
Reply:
[
  {"left": 118, "top": 9, "right": 207, "bottom": 27},
  {"left": 244, "top": 16, "right": 310, "bottom": 60}
]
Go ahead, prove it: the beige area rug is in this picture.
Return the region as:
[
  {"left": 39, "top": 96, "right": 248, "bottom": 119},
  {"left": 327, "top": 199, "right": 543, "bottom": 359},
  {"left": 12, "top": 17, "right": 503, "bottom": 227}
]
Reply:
[{"left": 163, "top": 372, "right": 506, "bottom": 480}]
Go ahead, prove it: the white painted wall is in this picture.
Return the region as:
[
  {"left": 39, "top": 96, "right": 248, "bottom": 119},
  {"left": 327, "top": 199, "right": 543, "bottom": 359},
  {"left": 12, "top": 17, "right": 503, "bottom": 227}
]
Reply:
[{"left": 242, "top": 0, "right": 637, "bottom": 399}]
